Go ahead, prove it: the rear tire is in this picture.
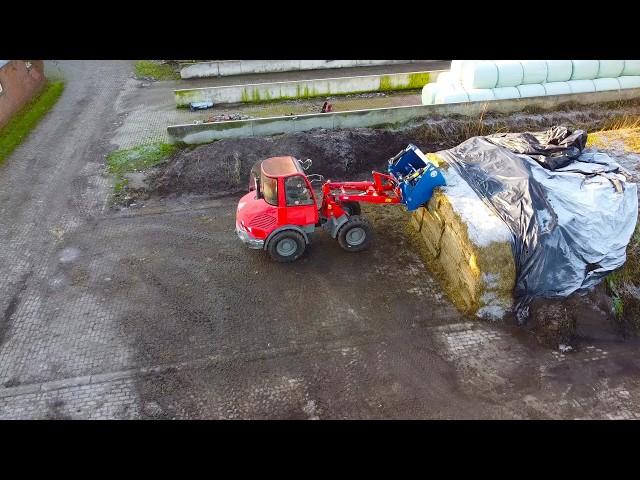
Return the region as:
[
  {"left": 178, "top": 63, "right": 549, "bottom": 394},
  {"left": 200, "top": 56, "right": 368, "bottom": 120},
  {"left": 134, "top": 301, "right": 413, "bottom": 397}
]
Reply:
[
  {"left": 268, "top": 230, "right": 306, "bottom": 263},
  {"left": 337, "top": 216, "right": 373, "bottom": 252},
  {"left": 341, "top": 201, "right": 361, "bottom": 217}
]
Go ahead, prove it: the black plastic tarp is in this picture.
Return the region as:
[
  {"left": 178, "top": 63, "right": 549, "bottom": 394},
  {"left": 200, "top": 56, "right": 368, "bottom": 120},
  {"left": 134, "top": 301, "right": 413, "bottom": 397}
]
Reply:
[{"left": 437, "top": 126, "right": 638, "bottom": 321}]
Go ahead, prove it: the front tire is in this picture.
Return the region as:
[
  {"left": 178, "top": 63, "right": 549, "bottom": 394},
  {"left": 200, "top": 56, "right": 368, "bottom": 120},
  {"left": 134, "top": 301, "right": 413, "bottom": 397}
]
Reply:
[
  {"left": 337, "top": 216, "right": 373, "bottom": 252},
  {"left": 268, "top": 230, "right": 306, "bottom": 263}
]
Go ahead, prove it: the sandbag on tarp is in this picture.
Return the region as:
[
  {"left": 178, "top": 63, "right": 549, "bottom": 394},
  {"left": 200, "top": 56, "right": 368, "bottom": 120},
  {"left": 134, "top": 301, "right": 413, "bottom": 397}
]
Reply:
[{"left": 436, "top": 127, "right": 638, "bottom": 320}]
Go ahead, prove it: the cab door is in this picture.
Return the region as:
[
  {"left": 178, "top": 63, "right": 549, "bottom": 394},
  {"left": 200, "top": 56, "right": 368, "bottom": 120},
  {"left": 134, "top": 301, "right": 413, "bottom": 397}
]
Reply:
[{"left": 280, "top": 174, "right": 319, "bottom": 227}]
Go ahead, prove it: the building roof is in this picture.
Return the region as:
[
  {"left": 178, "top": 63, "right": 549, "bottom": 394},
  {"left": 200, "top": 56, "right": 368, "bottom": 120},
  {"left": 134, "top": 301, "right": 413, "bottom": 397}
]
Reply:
[{"left": 0, "top": 60, "right": 10, "bottom": 70}]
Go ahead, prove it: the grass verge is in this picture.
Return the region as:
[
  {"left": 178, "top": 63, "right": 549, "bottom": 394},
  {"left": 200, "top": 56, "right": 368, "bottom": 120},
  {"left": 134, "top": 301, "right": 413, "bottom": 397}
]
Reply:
[
  {"left": 0, "top": 80, "right": 65, "bottom": 165},
  {"left": 135, "top": 60, "right": 180, "bottom": 81},
  {"left": 106, "top": 142, "right": 179, "bottom": 202}
]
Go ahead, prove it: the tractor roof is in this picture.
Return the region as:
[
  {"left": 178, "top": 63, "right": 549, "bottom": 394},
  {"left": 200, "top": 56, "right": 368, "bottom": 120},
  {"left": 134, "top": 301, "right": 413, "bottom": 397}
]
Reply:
[{"left": 261, "top": 156, "right": 302, "bottom": 177}]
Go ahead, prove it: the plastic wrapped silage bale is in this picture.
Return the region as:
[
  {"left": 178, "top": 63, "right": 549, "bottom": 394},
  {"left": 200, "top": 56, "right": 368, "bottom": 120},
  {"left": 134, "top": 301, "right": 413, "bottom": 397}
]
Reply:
[
  {"left": 593, "top": 78, "right": 621, "bottom": 92},
  {"left": 543, "top": 82, "right": 572, "bottom": 96},
  {"left": 422, "top": 83, "right": 440, "bottom": 105},
  {"left": 462, "top": 61, "right": 498, "bottom": 89},
  {"left": 567, "top": 79, "right": 596, "bottom": 93},
  {"left": 492, "top": 86, "right": 520, "bottom": 100},
  {"left": 450, "top": 60, "right": 476, "bottom": 81},
  {"left": 622, "top": 61, "right": 640, "bottom": 76},
  {"left": 465, "top": 88, "right": 496, "bottom": 102},
  {"left": 619, "top": 76, "right": 640, "bottom": 89},
  {"left": 436, "top": 71, "right": 456, "bottom": 85},
  {"left": 570, "top": 60, "right": 599, "bottom": 80},
  {"left": 435, "top": 87, "right": 470, "bottom": 104},
  {"left": 495, "top": 60, "right": 524, "bottom": 87},
  {"left": 516, "top": 84, "right": 546, "bottom": 98},
  {"left": 520, "top": 60, "right": 548, "bottom": 84},
  {"left": 545, "top": 60, "right": 573, "bottom": 82},
  {"left": 597, "top": 60, "right": 624, "bottom": 78}
]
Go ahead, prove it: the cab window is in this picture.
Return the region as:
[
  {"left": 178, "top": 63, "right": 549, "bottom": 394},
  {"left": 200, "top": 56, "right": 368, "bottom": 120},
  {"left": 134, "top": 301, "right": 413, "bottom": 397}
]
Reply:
[
  {"left": 285, "top": 175, "right": 314, "bottom": 206},
  {"left": 261, "top": 174, "right": 278, "bottom": 206}
]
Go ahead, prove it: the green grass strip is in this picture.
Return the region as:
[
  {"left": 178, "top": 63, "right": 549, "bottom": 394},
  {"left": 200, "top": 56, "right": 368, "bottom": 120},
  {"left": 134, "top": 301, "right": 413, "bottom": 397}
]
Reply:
[
  {"left": 135, "top": 60, "right": 180, "bottom": 81},
  {"left": 0, "top": 80, "right": 65, "bottom": 165}
]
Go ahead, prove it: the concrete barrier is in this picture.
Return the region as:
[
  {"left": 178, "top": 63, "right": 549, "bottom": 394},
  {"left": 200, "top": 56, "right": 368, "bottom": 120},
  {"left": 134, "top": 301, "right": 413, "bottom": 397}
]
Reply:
[
  {"left": 174, "top": 71, "right": 443, "bottom": 107},
  {"left": 167, "top": 87, "right": 640, "bottom": 145},
  {"left": 179, "top": 60, "right": 420, "bottom": 79}
]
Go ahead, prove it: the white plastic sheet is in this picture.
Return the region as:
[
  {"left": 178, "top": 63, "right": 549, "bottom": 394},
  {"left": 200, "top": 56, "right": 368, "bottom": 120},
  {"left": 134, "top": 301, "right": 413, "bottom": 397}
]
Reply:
[
  {"left": 421, "top": 83, "right": 439, "bottom": 105},
  {"left": 465, "top": 88, "right": 496, "bottom": 102},
  {"left": 622, "top": 60, "right": 640, "bottom": 76},
  {"left": 435, "top": 89, "right": 469, "bottom": 104},
  {"left": 618, "top": 76, "right": 640, "bottom": 89}
]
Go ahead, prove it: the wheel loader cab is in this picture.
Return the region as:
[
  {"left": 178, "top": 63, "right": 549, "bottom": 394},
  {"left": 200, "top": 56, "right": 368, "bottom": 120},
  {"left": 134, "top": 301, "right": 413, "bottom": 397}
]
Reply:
[{"left": 236, "top": 156, "right": 320, "bottom": 261}]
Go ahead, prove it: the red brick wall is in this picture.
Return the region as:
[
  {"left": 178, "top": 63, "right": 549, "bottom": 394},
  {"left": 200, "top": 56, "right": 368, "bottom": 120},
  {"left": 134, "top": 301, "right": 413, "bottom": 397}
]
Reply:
[{"left": 0, "top": 60, "right": 46, "bottom": 129}]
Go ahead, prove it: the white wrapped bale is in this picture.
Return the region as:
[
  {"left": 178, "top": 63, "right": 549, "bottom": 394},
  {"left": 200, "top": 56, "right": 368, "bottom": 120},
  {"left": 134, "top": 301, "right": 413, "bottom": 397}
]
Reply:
[
  {"left": 495, "top": 60, "right": 524, "bottom": 87},
  {"left": 619, "top": 76, "right": 640, "bottom": 89},
  {"left": 435, "top": 88, "right": 470, "bottom": 104},
  {"left": 492, "top": 86, "right": 520, "bottom": 100},
  {"left": 465, "top": 88, "right": 496, "bottom": 102},
  {"left": 597, "top": 60, "right": 624, "bottom": 78},
  {"left": 462, "top": 61, "right": 498, "bottom": 89},
  {"left": 516, "top": 83, "right": 546, "bottom": 98},
  {"left": 436, "top": 71, "right": 456, "bottom": 85},
  {"left": 544, "top": 82, "right": 572, "bottom": 96},
  {"left": 545, "top": 60, "right": 573, "bottom": 82},
  {"left": 422, "top": 83, "right": 440, "bottom": 105},
  {"left": 520, "top": 60, "right": 548, "bottom": 84},
  {"left": 567, "top": 79, "right": 596, "bottom": 93},
  {"left": 622, "top": 60, "right": 640, "bottom": 76},
  {"left": 593, "top": 78, "right": 621, "bottom": 92},
  {"left": 570, "top": 60, "right": 599, "bottom": 80},
  {"left": 450, "top": 60, "right": 476, "bottom": 81}
]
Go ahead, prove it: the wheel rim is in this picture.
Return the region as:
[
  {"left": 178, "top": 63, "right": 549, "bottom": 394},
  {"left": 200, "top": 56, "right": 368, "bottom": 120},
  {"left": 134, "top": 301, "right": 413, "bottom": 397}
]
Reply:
[
  {"left": 346, "top": 227, "right": 366, "bottom": 246},
  {"left": 276, "top": 238, "right": 297, "bottom": 256}
]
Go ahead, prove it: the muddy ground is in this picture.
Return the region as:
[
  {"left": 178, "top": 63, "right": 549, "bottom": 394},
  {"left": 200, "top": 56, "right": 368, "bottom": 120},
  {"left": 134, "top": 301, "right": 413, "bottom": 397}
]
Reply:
[{"left": 116, "top": 100, "right": 640, "bottom": 348}]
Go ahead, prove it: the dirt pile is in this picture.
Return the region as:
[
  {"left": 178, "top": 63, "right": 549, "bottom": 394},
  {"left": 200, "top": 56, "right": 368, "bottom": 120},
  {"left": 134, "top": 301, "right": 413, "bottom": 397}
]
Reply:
[{"left": 141, "top": 128, "right": 419, "bottom": 199}]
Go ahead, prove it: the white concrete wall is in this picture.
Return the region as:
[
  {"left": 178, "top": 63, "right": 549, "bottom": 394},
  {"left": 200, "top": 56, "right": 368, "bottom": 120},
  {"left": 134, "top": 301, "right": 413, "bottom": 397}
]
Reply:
[
  {"left": 174, "top": 71, "right": 443, "bottom": 107},
  {"left": 180, "top": 60, "right": 419, "bottom": 79},
  {"left": 167, "top": 87, "right": 640, "bottom": 145}
]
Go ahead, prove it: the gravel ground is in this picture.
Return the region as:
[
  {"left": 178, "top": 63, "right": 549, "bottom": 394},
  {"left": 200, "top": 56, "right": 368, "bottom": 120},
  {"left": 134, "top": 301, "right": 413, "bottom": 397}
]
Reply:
[{"left": 1, "top": 61, "right": 640, "bottom": 419}]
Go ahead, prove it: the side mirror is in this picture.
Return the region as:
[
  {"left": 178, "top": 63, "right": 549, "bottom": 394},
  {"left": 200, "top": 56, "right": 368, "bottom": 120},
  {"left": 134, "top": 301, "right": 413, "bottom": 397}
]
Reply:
[{"left": 301, "top": 158, "right": 312, "bottom": 171}]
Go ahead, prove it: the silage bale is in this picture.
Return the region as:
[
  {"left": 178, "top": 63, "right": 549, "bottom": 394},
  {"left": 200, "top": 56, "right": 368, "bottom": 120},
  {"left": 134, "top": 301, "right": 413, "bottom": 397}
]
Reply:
[
  {"left": 492, "top": 86, "right": 521, "bottom": 100},
  {"left": 597, "top": 60, "right": 625, "bottom": 78},
  {"left": 495, "top": 60, "right": 524, "bottom": 87},
  {"left": 593, "top": 77, "right": 621, "bottom": 92},
  {"left": 411, "top": 163, "right": 515, "bottom": 319},
  {"left": 516, "top": 83, "right": 546, "bottom": 98},
  {"left": 465, "top": 88, "right": 496, "bottom": 102},
  {"left": 570, "top": 60, "right": 600, "bottom": 80},
  {"left": 450, "top": 60, "right": 476, "bottom": 81},
  {"left": 434, "top": 87, "right": 470, "bottom": 104},
  {"left": 622, "top": 60, "right": 640, "bottom": 76},
  {"left": 567, "top": 79, "right": 596, "bottom": 94},
  {"left": 422, "top": 83, "right": 440, "bottom": 105},
  {"left": 618, "top": 76, "right": 640, "bottom": 89},
  {"left": 520, "top": 60, "right": 548, "bottom": 84},
  {"left": 461, "top": 61, "right": 498, "bottom": 89},
  {"left": 545, "top": 60, "right": 573, "bottom": 82},
  {"left": 543, "top": 81, "right": 572, "bottom": 96}
]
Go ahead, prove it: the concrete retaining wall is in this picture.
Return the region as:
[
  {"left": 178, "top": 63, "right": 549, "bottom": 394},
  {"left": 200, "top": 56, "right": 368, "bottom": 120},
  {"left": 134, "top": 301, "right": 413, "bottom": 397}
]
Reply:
[
  {"left": 180, "top": 60, "right": 420, "bottom": 79},
  {"left": 167, "top": 87, "right": 640, "bottom": 145},
  {"left": 174, "top": 71, "right": 443, "bottom": 107}
]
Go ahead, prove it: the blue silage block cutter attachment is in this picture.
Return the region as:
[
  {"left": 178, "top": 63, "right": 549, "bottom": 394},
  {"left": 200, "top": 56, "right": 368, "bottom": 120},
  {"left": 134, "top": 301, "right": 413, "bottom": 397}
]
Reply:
[{"left": 387, "top": 144, "right": 446, "bottom": 211}]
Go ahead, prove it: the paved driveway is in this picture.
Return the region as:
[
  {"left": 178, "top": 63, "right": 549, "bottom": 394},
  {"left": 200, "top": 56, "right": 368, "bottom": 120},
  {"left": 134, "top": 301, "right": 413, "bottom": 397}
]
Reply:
[{"left": 1, "top": 61, "right": 640, "bottom": 419}]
